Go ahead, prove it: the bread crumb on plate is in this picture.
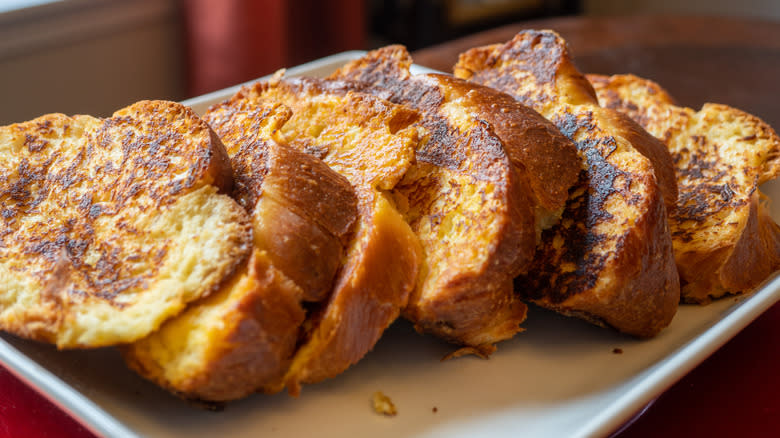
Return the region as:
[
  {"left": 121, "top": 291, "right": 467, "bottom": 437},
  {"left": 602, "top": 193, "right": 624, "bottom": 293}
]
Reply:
[
  {"left": 372, "top": 391, "right": 397, "bottom": 416},
  {"left": 441, "top": 345, "right": 496, "bottom": 361}
]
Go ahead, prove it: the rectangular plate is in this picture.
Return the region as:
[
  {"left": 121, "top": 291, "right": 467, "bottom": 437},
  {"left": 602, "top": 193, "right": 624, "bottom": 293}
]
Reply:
[{"left": 2, "top": 51, "right": 780, "bottom": 438}]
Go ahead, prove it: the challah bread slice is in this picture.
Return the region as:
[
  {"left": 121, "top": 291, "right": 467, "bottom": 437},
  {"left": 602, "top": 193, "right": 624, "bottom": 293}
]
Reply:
[
  {"left": 330, "top": 46, "right": 580, "bottom": 349},
  {"left": 0, "top": 101, "right": 252, "bottom": 348},
  {"left": 123, "top": 102, "right": 359, "bottom": 401},
  {"left": 247, "top": 76, "right": 422, "bottom": 395},
  {"left": 588, "top": 73, "right": 780, "bottom": 302},
  {"left": 455, "top": 30, "right": 680, "bottom": 337},
  {"left": 123, "top": 249, "right": 305, "bottom": 401},
  {"left": 206, "top": 100, "right": 359, "bottom": 303}
]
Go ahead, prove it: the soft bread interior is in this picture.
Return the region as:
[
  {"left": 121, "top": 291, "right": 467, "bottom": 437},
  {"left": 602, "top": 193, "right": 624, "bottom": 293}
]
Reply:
[
  {"left": 330, "top": 47, "right": 579, "bottom": 347},
  {"left": 588, "top": 73, "right": 780, "bottom": 302},
  {"left": 124, "top": 249, "right": 305, "bottom": 401},
  {"left": 0, "top": 102, "right": 252, "bottom": 348},
  {"left": 254, "top": 77, "right": 422, "bottom": 394},
  {"left": 455, "top": 31, "right": 680, "bottom": 337},
  {"left": 123, "top": 103, "right": 359, "bottom": 401}
]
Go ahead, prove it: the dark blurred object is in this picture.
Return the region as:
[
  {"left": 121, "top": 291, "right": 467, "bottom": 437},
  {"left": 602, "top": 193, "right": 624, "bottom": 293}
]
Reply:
[
  {"left": 183, "top": 0, "right": 365, "bottom": 96},
  {"left": 370, "top": 0, "right": 580, "bottom": 50},
  {"left": 182, "top": 0, "right": 579, "bottom": 97}
]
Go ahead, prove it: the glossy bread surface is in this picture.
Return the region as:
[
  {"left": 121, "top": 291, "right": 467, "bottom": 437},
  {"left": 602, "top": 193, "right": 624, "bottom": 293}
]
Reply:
[
  {"left": 589, "top": 73, "right": 780, "bottom": 302},
  {"left": 124, "top": 100, "right": 360, "bottom": 401},
  {"left": 456, "top": 30, "right": 680, "bottom": 336},
  {"left": 332, "top": 46, "right": 582, "bottom": 347}
]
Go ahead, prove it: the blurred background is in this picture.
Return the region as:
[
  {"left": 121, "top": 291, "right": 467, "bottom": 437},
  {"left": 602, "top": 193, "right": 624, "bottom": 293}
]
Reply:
[{"left": 1, "top": 0, "right": 779, "bottom": 125}]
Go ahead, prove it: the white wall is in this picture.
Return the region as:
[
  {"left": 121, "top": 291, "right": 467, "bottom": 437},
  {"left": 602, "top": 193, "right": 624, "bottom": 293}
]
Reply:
[
  {"left": 0, "top": 0, "right": 183, "bottom": 125},
  {"left": 583, "top": 0, "right": 780, "bottom": 20}
]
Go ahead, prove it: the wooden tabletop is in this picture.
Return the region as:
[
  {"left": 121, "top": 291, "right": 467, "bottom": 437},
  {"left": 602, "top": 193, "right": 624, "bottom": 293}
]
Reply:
[
  {"left": 413, "top": 15, "right": 780, "bottom": 129},
  {"left": 414, "top": 14, "right": 780, "bottom": 437}
]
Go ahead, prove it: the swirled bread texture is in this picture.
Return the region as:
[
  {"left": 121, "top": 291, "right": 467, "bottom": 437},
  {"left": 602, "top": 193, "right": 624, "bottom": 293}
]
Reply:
[
  {"left": 588, "top": 73, "right": 780, "bottom": 302},
  {"left": 123, "top": 101, "right": 359, "bottom": 401},
  {"left": 250, "top": 76, "right": 422, "bottom": 395},
  {"left": 331, "top": 45, "right": 581, "bottom": 348},
  {"left": 0, "top": 100, "right": 252, "bottom": 348},
  {"left": 125, "top": 77, "right": 421, "bottom": 400},
  {"left": 455, "top": 31, "right": 680, "bottom": 337}
]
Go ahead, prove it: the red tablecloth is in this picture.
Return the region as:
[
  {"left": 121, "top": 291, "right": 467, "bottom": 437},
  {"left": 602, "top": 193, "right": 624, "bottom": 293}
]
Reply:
[
  {"left": 616, "top": 300, "right": 780, "bottom": 438},
  {"left": 0, "top": 365, "right": 94, "bottom": 438}
]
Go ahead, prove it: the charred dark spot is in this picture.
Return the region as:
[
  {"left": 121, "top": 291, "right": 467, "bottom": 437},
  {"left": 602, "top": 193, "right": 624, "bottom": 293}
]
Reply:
[
  {"left": 496, "top": 31, "right": 564, "bottom": 86},
  {"left": 148, "top": 140, "right": 161, "bottom": 155},
  {"left": 516, "top": 109, "right": 633, "bottom": 303},
  {"left": 671, "top": 145, "right": 741, "bottom": 226},
  {"left": 417, "top": 115, "right": 465, "bottom": 170},
  {"left": 65, "top": 237, "right": 90, "bottom": 259},
  {"left": 78, "top": 194, "right": 92, "bottom": 211},
  {"left": 88, "top": 204, "right": 103, "bottom": 219},
  {"left": 24, "top": 134, "right": 49, "bottom": 153},
  {"left": 302, "top": 143, "right": 329, "bottom": 160},
  {"left": 719, "top": 184, "right": 734, "bottom": 202},
  {"left": 27, "top": 239, "right": 65, "bottom": 262},
  {"left": 3, "top": 101, "right": 217, "bottom": 308}
]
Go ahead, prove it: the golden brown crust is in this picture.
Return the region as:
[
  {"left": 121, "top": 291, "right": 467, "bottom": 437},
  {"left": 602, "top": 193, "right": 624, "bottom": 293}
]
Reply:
[
  {"left": 455, "top": 31, "right": 678, "bottom": 209},
  {"left": 456, "top": 30, "right": 680, "bottom": 337},
  {"left": 221, "top": 76, "right": 421, "bottom": 394},
  {"left": 717, "top": 194, "right": 780, "bottom": 293},
  {"left": 122, "top": 250, "right": 305, "bottom": 401},
  {"left": 333, "top": 45, "right": 580, "bottom": 217},
  {"left": 431, "top": 73, "right": 580, "bottom": 214},
  {"left": 0, "top": 101, "right": 252, "bottom": 348},
  {"left": 123, "top": 101, "right": 361, "bottom": 401},
  {"left": 284, "top": 191, "right": 421, "bottom": 394},
  {"left": 204, "top": 98, "right": 358, "bottom": 301},
  {"left": 331, "top": 45, "right": 581, "bottom": 347},
  {"left": 589, "top": 73, "right": 780, "bottom": 301}
]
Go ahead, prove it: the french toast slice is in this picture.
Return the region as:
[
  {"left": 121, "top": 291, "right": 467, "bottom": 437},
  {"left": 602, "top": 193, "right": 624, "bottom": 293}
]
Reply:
[
  {"left": 128, "top": 77, "right": 422, "bottom": 400},
  {"left": 123, "top": 103, "right": 359, "bottom": 401},
  {"left": 0, "top": 101, "right": 252, "bottom": 348},
  {"left": 455, "top": 30, "right": 680, "bottom": 336},
  {"left": 331, "top": 46, "right": 581, "bottom": 348},
  {"left": 588, "top": 73, "right": 780, "bottom": 302},
  {"left": 248, "top": 76, "right": 422, "bottom": 394}
]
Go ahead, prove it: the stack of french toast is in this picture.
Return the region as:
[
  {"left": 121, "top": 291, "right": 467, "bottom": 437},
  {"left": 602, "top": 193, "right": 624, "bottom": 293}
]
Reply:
[{"left": 1, "top": 30, "right": 778, "bottom": 402}]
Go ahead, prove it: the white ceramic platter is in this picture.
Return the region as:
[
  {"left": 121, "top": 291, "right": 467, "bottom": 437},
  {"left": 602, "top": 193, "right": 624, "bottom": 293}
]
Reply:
[{"left": 2, "top": 51, "right": 779, "bottom": 438}]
